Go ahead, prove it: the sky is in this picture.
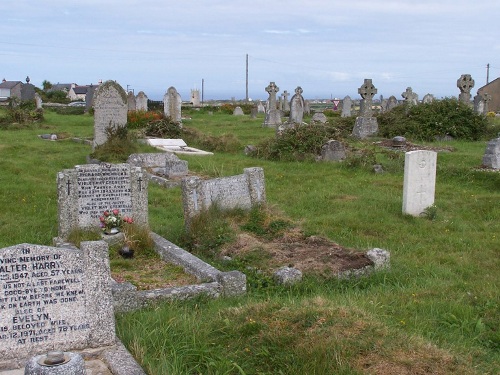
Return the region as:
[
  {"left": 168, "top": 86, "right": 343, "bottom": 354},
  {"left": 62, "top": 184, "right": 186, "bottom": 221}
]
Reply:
[{"left": 2, "top": 0, "right": 500, "bottom": 101}]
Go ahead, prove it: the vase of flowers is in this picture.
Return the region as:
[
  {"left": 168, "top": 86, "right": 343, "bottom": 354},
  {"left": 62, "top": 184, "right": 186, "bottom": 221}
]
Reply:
[{"left": 99, "top": 209, "right": 133, "bottom": 235}]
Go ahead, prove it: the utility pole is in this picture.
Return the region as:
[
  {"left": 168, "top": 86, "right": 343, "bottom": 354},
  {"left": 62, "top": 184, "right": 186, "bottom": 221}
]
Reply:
[
  {"left": 246, "top": 54, "right": 249, "bottom": 102},
  {"left": 201, "top": 78, "right": 204, "bottom": 106},
  {"left": 486, "top": 63, "right": 490, "bottom": 84}
]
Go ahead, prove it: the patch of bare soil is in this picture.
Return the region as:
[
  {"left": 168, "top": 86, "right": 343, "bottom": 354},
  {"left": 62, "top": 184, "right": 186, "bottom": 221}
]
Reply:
[{"left": 221, "top": 229, "right": 373, "bottom": 276}]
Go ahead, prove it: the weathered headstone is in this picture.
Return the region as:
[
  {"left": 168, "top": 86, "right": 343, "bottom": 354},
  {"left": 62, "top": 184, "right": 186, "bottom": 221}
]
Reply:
[
  {"left": 282, "top": 90, "right": 290, "bottom": 112},
  {"left": 402, "top": 87, "right": 419, "bottom": 106},
  {"left": 304, "top": 100, "right": 311, "bottom": 115},
  {"left": 352, "top": 79, "right": 378, "bottom": 139},
  {"left": 135, "top": 91, "right": 148, "bottom": 111},
  {"left": 263, "top": 82, "right": 282, "bottom": 127},
  {"left": 92, "top": 81, "right": 128, "bottom": 149},
  {"left": 379, "top": 98, "right": 388, "bottom": 113},
  {"left": 422, "top": 93, "right": 435, "bottom": 104},
  {"left": 127, "top": 91, "right": 136, "bottom": 111},
  {"left": 163, "top": 86, "right": 182, "bottom": 123},
  {"left": 0, "top": 241, "right": 115, "bottom": 361},
  {"left": 402, "top": 150, "right": 437, "bottom": 216},
  {"left": 85, "top": 84, "right": 96, "bottom": 112},
  {"left": 386, "top": 95, "right": 399, "bottom": 111},
  {"left": 289, "top": 86, "right": 305, "bottom": 124},
  {"left": 34, "top": 92, "right": 42, "bottom": 110},
  {"left": 250, "top": 107, "right": 258, "bottom": 118},
  {"left": 21, "top": 83, "right": 36, "bottom": 101},
  {"left": 57, "top": 163, "right": 148, "bottom": 240},
  {"left": 320, "top": 140, "right": 346, "bottom": 161},
  {"left": 482, "top": 137, "right": 500, "bottom": 169},
  {"left": 474, "top": 93, "right": 491, "bottom": 115},
  {"left": 311, "top": 111, "right": 327, "bottom": 124},
  {"left": 127, "top": 152, "right": 188, "bottom": 178},
  {"left": 233, "top": 106, "right": 244, "bottom": 116},
  {"left": 181, "top": 168, "right": 265, "bottom": 227},
  {"left": 257, "top": 102, "right": 265, "bottom": 113},
  {"left": 341, "top": 96, "right": 352, "bottom": 117},
  {"left": 457, "top": 74, "right": 475, "bottom": 105}
]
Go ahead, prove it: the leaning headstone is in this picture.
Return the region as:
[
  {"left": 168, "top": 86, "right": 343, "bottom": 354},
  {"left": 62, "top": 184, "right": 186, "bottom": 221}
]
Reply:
[
  {"left": 289, "top": 86, "right": 305, "bottom": 124},
  {"left": 422, "top": 93, "right": 435, "bottom": 104},
  {"left": 163, "top": 86, "right": 182, "bottom": 123},
  {"left": 352, "top": 79, "right": 378, "bottom": 139},
  {"left": 402, "top": 150, "right": 437, "bottom": 216},
  {"left": 127, "top": 91, "right": 136, "bottom": 111},
  {"left": 341, "top": 96, "right": 352, "bottom": 117},
  {"left": 92, "top": 80, "right": 128, "bottom": 149},
  {"left": 263, "top": 82, "right": 282, "bottom": 127},
  {"left": 135, "top": 91, "right": 148, "bottom": 111},
  {"left": 0, "top": 241, "right": 115, "bottom": 361},
  {"left": 402, "top": 87, "right": 419, "bottom": 106},
  {"left": 482, "top": 137, "right": 500, "bottom": 169},
  {"left": 181, "top": 168, "right": 265, "bottom": 228},
  {"left": 127, "top": 152, "right": 187, "bottom": 178},
  {"left": 320, "top": 140, "right": 346, "bottom": 161},
  {"left": 56, "top": 163, "right": 148, "bottom": 240},
  {"left": 457, "top": 74, "right": 475, "bottom": 105},
  {"left": 233, "top": 106, "right": 244, "bottom": 116},
  {"left": 34, "top": 92, "right": 43, "bottom": 110}
]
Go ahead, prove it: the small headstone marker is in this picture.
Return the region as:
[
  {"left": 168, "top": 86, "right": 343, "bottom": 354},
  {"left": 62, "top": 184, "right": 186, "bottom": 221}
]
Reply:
[
  {"left": 457, "top": 74, "right": 475, "bottom": 105},
  {"left": 482, "top": 137, "right": 500, "bottom": 169},
  {"left": 34, "top": 92, "right": 43, "bottom": 110},
  {"left": 163, "top": 86, "right": 182, "bottom": 123},
  {"left": 352, "top": 79, "right": 378, "bottom": 139},
  {"left": 422, "top": 93, "right": 435, "bottom": 104},
  {"left": 136, "top": 91, "right": 148, "bottom": 111},
  {"left": 402, "top": 150, "right": 437, "bottom": 216},
  {"left": 257, "top": 102, "right": 265, "bottom": 113},
  {"left": 56, "top": 163, "right": 148, "bottom": 240},
  {"left": 386, "top": 95, "right": 399, "bottom": 111},
  {"left": 92, "top": 81, "right": 128, "bottom": 149},
  {"left": 233, "top": 106, "right": 244, "bottom": 116},
  {"left": 127, "top": 91, "right": 136, "bottom": 111},
  {"left": 311, "top": 111, "right": 327, "bottom": 124},
  {"left": 289, "top": 87, "right": 305, "bottom": 124},
  {"left": 341, "top": 96, "right": 352, "bottom": 117},
  {"left": 320, "top": 140, "right": 346, "bottom": 161}
]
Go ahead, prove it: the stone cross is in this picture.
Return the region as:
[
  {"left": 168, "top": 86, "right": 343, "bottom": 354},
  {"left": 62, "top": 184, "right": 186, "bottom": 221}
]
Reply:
[
  {"left": 358, "top": 79, "right": 377, "bottom": 117},
  {"left": 457, "top": 74, "right": 475, "bottom": 104},
  {"left": 402, "top": 87, "right": 418, "bottom": 105},
  {"left": 265, "top": 82, "right": 279, "bottom": 111},
  {"left": 282, "top": 90, "right": 290, "bottom": 111}
]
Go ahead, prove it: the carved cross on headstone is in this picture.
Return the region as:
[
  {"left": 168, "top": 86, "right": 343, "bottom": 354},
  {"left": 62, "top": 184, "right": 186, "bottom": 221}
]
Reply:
[
  {"left": 137, "top": 175, "right": 143, "bottom": 192},
  {"left": 265, "top": 82, "right": 279, "bottom": 111},
  {"left": 66, "top": 179, "right": 71, "bottom": 195},
  {"left": 358, "top": 79, "right": 377, "bottom": 117}
]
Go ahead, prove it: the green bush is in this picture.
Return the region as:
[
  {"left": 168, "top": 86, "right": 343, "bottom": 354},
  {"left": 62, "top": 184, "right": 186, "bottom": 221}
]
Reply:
[
  {"left": 144, "top": 117, "right": 182, "bottom": 138},
  {"left": 377, "top": 98, "right": 488, "bottom": 141},
  {"left": 90, "top": 125, "right": 139, "bottom": 162},
  {"left": 182, "top": 126, "right": 241, "bottom": 152}
]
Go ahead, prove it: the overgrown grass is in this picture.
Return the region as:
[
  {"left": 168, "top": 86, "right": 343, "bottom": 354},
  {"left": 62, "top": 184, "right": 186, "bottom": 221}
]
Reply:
[{"left": 0, "top": 107, "right": 499, "bottom": 374}]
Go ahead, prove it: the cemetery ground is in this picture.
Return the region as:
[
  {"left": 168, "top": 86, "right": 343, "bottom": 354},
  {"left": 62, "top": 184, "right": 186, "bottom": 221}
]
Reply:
[{"left": 0, "top": 106, "right": 499, "bottom": 374}]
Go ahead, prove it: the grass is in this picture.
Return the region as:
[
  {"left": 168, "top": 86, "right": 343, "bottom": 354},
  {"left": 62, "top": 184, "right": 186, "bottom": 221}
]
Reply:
[{"left": 0, "top": 106, "right": 499, "bottom": 374}]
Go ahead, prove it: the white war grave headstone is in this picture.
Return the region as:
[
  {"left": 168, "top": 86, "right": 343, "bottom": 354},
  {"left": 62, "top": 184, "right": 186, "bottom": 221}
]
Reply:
[
  {"left": 402, "top": 150, "right": 437, "bottom": 216},
  {"left": 56, "top": 163, "right": 148, "bottom": 240},
  {"left": 0, "top": 241, "right": 115, "bottom": 362},
  {"left": 163, "top": 86, "right": 182, "bottom": 123},
  {"left": 352, "top": 79, "right": 378, "bottom": 139},
  {"left": 92, "top": 80, "right": 128, "bottom": 149}
]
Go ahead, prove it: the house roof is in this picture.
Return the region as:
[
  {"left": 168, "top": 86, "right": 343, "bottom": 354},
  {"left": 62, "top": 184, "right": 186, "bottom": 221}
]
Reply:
[
  {"left": 0, "top": 81, "right": 22, "bottom": 89},
  {"left": 72, "top": 86, "right": 89, "bottom": 94},
  {"left": 478, "top": 77, "right": 500, "bottom": 92},
  {"left": 48, "top": 83, "right": 73, "bottom": 92}
]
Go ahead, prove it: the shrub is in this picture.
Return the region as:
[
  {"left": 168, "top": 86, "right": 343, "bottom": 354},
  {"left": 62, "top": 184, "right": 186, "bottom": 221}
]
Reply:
[
  {"left": 127, "top": 110, "right": 162, "bottom": 129},
  {"left": 0, "top": 99, "right": 44, "bottom": 128},
  {"left": 90, "top": 125, "right": 139, "bottom": 162},
  {"left": 377, "top": 98, "right": 488, "bottom": 141},
  {"left": 182, "top": 127, "right": 241, "bottom": 152},
  {"left": 144, "top": 117, "right": 182, "bottom": 138}
]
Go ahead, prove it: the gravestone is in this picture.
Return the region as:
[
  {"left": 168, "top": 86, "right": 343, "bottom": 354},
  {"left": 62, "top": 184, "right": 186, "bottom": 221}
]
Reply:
[
  {"left": 352, "top": 79, "right": 378, "bottom": 139},
  {"left": 181, "top": 168, "right": 265, "bottom": 228},
  {"left": 341, "top": 96, "right": 352, "bottom": 117},
  {"left": 402, "top": 150, "right": 437, "bottom": 216},
  {"left": 311, "top": 111, "right": 327, "bottom": 124},
  {"left": 474, "top": 93, "right": 491, "bottom": 115},
  {"left": 127, "top": 91, "right": 136, "bottom": 111},
  {"left": 304, "top": 100, "right": 311, "bottom": 115},
  {"left": 422, "top": 93, "right": 435, "bottom": 104},
  {"left": 0, "top": 241, "right": 115, "bottom": 361},
  {"left": 257, "top": 102, "right": 265, "bottom": 113},
  {"left": 92, "top": 81, "right": 128, "bottom": 149},
  {"left": 56, "top": 163, "right": 148, "bottom": 240},
  {"left": 320, "top": 140, "right": 346, "bottom": 161},
  {"left": 379, "top": 99, "right": 388, "bottom": 113},
  {"left": 386, "top": 95, "right": 399, "bottom": 111},
  {"left": 34, "top": 92, "right": 43, "bottom": 110},
  {"left": 135, "top": 91, "right": 148, "bottom": 111},
  {"left": 191, "top": 89, "right": 200, "bottom": 107},
  {"left": 263, "top": 82, "right": 282, "bottom": 127},
  {"left": 482, "top": 137, "right": 500, "bottom": 169},
  {"left": 163, "top": 86, "right": 182, "bottom": 123},
  {"left": 85, "top": 84, "right": 96, "bottom": 112},
  {"left": 457, "top": 74, "right": 475, "bottom": 105},
  {"left": 402, "top": 87, "right": 419, "bottom": 106},
  {"left": 250, "top": 107, "right": 258, "bottom": 118},
  {"left": 289, "top": 86, "right": 305, "bottom": 124},
  {"left": 127, "top": 152, "right": 188, "bottom": 178},
  {"left": 282, "top": 90, "right": 290, "bottom": 112},
  {"left": 233, "top": 106, "right": 244, "bottom": 116},
  {"left": 21, "top": 83, "right": 36, "bottom": 101}
]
